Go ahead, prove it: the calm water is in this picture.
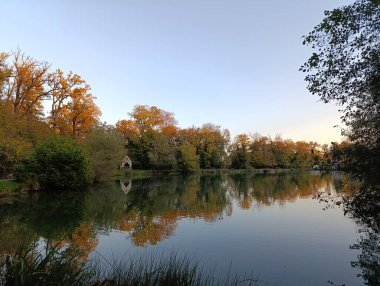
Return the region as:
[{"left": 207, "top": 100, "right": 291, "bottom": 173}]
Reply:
[{"left": 0, "top": 172, "right": 368, "bottom": 285}]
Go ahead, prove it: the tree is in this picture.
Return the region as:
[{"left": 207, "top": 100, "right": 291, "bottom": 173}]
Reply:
[
  {"left": 270, "top": 136, "right": 294, "bottom": 168},
  {"left": 196, "top": 124, "right": 228, "bottom": 169},
  {"left": 177, "top": 141, "right": 199, "bottom": 172},
  {"left": 249, "top": 135, "right": 275, "bottom": 168},
  {"left": 59, "top": 89, "right": 101, "bottom": 138},
  {"left": 148, "top": 134, "right": 177, "bottom": 170},
  {"left": 126, "top": 133, "right": 154, "bottom": 169},
  {"left": 291, "top": 141, "right": 315, "bottom": 169},
  {"left": 0, "top": 49, "right": 100, "bottom": 138},
  {"left": 83, "top": 124, "right": 126, "bottom": 181},
  {"left": 301, "top": 0, "right": 380, "bottom": 146},
  {"left": 48, "top": 69, "right": 89, "bottom": 134},
  {"left": 129, "top": 105, "right": 177, "bottom": 134},
  {"left": 302, "top": 5, "right": 380, "bottom": 283},
  {"left": 230, "top": 134, "right": 250, "bottom": 169},
  {"left": 115, "top": 119, "right": 139, "bottom": 141},
  {"left": 0, "top": 50, "right": 52, "bottom": 118},
  {"left": 0, "top": 102, "right": 50, "bottom": 177}
]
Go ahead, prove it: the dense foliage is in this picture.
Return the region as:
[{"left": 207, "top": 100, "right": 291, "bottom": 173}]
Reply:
[
  {"left": 15, "top": 138, "right": 94, "bottom": 190},
  {"left": 301, "top": 0, "right": 380, "bottom": 146}
]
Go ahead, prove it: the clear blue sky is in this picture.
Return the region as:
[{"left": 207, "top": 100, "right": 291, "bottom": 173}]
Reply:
[{"left": 0, "top": 0, "right": 354, "bottom": 144}]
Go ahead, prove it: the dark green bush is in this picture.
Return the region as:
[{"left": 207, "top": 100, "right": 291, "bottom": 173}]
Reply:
[{"left": 15, "top": 138, "right": 94, "bottom": 190}]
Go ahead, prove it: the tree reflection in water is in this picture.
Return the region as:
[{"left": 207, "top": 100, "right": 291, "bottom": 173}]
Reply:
[
  {"left": 345, "top": 184, "right": 380, "bottom": 286},
  {"left": 1, "top": 172, "right": 378, "bottom": 284},
  {"left": 120, "top": 173, "right": 334, "bottom": 247}
]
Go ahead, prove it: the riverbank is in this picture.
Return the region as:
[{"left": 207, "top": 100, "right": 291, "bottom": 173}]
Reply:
[
  {"left": 0, "top": 180, "right": 20, "bottom": 197},
  {"left": 0, "top": 168, "right": 310, "bottom": 197}
]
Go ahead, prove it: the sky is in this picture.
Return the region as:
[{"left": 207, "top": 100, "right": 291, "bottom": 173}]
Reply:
[{"left": 0, "top": 0, "right": 354, "bottom": 144}]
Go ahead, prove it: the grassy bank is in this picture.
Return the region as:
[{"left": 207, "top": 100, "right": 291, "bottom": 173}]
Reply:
[
  {"left": 0, "top": 180, "right": 20, "bottom": 197},
  {"left": 1, "top": 243, "right": 262, "bottom": 286}
]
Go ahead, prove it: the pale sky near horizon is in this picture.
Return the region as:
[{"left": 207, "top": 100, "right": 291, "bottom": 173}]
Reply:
[{"left": 0, "top": 0, "right": 354, "bottom": 144}]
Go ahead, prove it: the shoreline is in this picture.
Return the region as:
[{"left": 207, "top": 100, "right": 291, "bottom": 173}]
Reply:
[{"left": 0, "top": 169, "right": 317, "bottom": 198}]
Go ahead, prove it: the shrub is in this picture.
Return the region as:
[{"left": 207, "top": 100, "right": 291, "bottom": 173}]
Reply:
[
  {"left": 15, "top": 138, "right": 94, "bottom": 190},
  {"left": 82, "top": 126, "right": 126, "bottom": 182}
]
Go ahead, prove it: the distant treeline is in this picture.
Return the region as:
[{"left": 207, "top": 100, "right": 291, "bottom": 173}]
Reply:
[
  {"left": 115, "top": 107, "right": 332, "bottom": 171},
  {"left": 0, "top": 50, "right": 342, "bottom": 181}
]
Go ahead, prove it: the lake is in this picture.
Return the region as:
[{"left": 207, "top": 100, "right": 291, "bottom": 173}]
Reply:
[{"left": 0, "top": 172, "right": 368, "bottom": 285}]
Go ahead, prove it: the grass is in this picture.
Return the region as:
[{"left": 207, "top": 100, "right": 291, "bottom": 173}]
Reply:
[
  {"left": 1, "top": 242, "right": 265, "bottom": 286},
  {"left": 0, "top": 242, "right": 93, "bottom": 286},
  {"left": 0, "top": 180, "right": 20, "bottom": 193}
]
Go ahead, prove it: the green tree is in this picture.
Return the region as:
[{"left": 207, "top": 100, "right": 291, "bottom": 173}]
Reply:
[
  {"left": 148, "top": 134, "right": 177, "bottom": 170},
  {"left": 83, "top": 124, "right": 126, "bottom": 181},
  {"left": 127, "top": 133, "right": 154, "bottom": 169},
  {"left": 16, "top": 138, "right": 94, "bottom": 190},
  {"left": 177, "top": 141, "right": 199, "bottom": 172}
]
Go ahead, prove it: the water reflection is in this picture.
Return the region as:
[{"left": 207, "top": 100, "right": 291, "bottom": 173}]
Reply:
[
  {"left": 0, "top": 172, "right": 376, "bottom": 285},
  {"left": 0, "top": 173, "right": 335, "bottom": 251}
]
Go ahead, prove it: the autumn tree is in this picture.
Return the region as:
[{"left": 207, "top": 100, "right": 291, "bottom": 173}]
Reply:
[
  {"left": 0, "top": 53, "right": 11, "bottom": 98},
  {"left": 0, "top": 49, "right": 101, "bottom": 140},
  {"left": 130, "top": 105, "right": 177, "bottom": 134},
  {"left": 117, "top": 105, "right": 178, "bottom": 169},
  {"left": 0, "top": 50, "right": 51, "bottom": 118},
  {"left": 115, "top": 119, "right": 139, "bottom": 141},
  {"left": 58, "top": 89, "right": 101, "bottom": 138},
  {"left": 249, "top": 135, "right": 276, "bottom": 168},
  {"left": 291, "top": 141, "right": 316, "bottom": 169},
  {"left": 0, "top": 102, "right": 50, "bottom": 177},
  {"left": 195, "top": 124, "right": 229, "bottom": 169},
  {"left": 270, "top": 136, "right": 294, "bottom": 168},
  {"left": 230, "top": 134, "right": 251, "bottom": 169},
  {"left": 48, "top": 69, "right": 92, "bottom": 134}
]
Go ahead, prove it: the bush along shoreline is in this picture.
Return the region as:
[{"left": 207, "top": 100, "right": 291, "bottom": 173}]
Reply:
[{"left": 14, "top": 138, "right": 94, "bottom": 192}]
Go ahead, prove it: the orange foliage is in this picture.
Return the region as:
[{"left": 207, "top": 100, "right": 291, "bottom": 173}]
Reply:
[
  {"left": 129, "top": 105, "right": 177, "bottom": 132},
  {"left": 1, "top": 50, "right": 50, "bottom": 118},
  {"left": 115, "top": 119, "right": 139, "bottom": 140},
  {"left": 59, "top": 89, "right": 101, "bottom": 138}
]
